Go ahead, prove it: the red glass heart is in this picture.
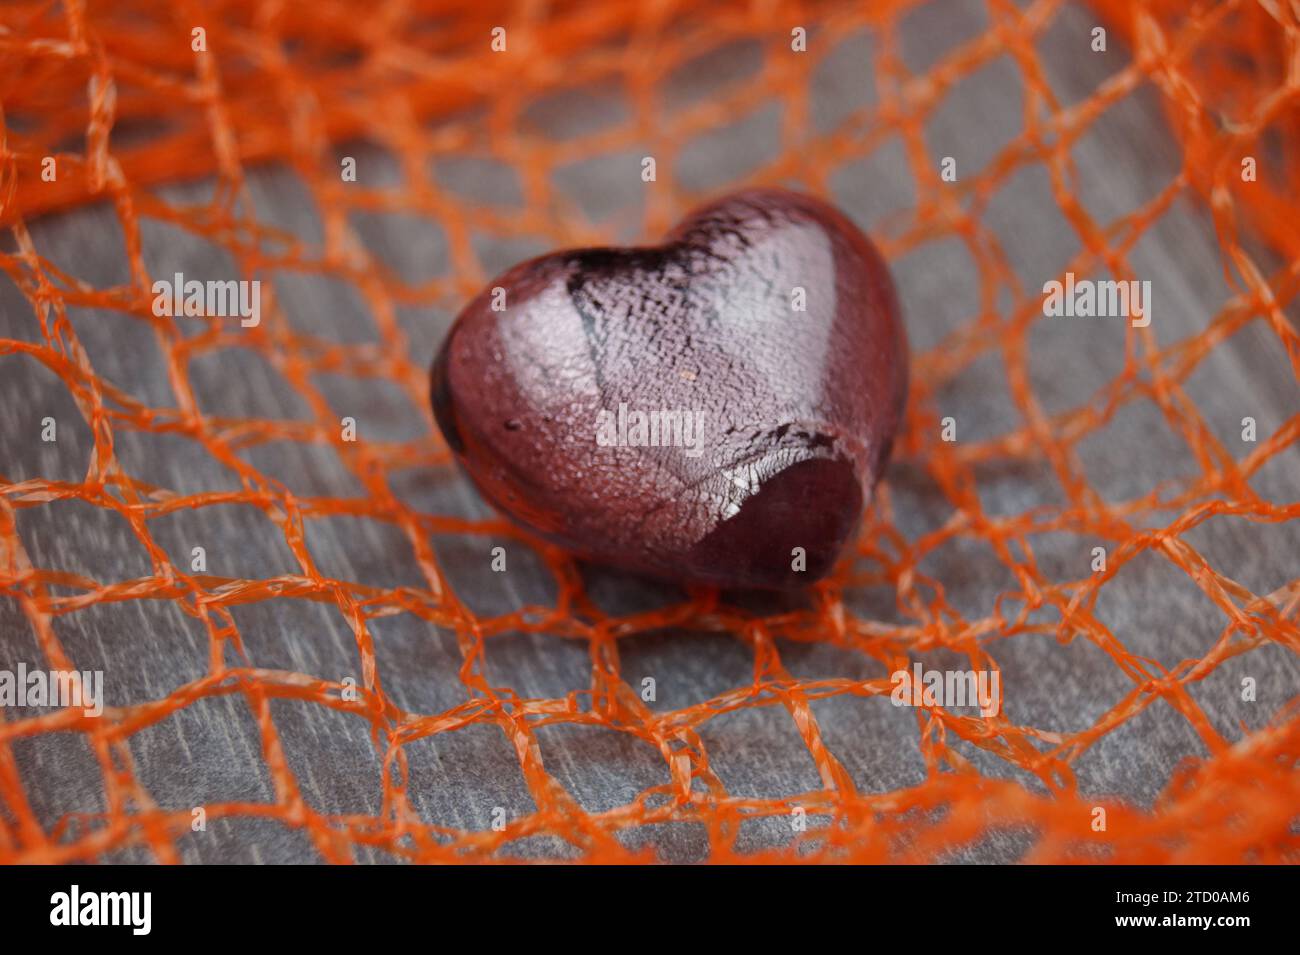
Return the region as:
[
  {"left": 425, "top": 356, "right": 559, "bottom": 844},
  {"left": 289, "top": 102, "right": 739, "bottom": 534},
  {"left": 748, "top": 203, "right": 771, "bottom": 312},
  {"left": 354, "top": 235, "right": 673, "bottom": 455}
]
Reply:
[{"left": 431, "top": 188, "right": 907, "bottom": 589}]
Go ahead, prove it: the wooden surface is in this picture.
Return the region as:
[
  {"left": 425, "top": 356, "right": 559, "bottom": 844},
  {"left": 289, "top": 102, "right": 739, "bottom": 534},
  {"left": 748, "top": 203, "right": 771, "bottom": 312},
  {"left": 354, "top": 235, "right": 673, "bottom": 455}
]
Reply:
[{"left": 1, "top": 1, "right": 1297, "bottom": 862}]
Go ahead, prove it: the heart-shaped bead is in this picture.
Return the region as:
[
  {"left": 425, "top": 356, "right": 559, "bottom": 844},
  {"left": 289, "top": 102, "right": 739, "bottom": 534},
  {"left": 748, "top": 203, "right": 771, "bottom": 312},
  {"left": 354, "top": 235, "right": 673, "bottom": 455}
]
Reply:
[{"left": 431, "top": 188, "right": 907, "bottom": 589}]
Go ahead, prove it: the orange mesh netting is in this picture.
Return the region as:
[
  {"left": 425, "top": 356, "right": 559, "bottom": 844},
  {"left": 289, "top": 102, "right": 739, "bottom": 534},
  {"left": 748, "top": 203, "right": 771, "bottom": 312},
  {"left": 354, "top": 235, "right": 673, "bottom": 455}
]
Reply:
[{"left": 1, "top": 0, "right": 1299, "bottom": 864}]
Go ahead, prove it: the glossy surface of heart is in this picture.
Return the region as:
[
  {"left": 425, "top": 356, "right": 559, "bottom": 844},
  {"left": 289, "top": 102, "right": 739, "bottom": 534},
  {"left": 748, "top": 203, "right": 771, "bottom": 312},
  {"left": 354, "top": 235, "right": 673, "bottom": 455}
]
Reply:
[{"left": 431, "top": 188, "right": 907, "bottom": 589}]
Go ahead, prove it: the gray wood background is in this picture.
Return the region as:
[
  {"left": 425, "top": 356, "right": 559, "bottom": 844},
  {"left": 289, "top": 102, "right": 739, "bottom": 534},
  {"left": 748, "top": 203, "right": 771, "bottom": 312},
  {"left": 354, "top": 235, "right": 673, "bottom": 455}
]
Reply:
[{"left": 1, "top": 0, "right": 1297, "bottom": 862}]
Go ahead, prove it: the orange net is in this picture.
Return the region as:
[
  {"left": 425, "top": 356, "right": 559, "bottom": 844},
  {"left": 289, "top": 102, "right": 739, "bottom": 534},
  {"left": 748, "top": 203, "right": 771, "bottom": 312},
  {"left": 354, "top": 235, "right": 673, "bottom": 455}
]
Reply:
[{"left": 1, "top": 0, "right": 1298, "bottom": 864}]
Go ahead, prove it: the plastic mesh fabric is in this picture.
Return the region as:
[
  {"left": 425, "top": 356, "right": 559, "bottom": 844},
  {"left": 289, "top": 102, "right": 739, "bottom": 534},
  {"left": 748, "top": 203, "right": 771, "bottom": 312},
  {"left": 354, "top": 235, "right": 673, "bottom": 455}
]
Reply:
[{"left": 1, "top": 0, "right": 1298, "bottom": 863}]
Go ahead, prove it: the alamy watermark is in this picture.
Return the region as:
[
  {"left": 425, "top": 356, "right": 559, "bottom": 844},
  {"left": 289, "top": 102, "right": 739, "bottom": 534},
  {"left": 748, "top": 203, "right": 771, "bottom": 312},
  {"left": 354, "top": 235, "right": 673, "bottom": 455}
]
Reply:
[
  {"left": 595, "top": 403, "right": 708, "bottom": 458},
  {"left": 1042, "top": 272, "right": 1151, "bottom": 327},
  {"left": 50, "top": 885, "right": 150, "bottom": 935},
  {"left": 891, "top": 662, "right": 1000, "bottom": 717},
  {"left": 0, "top": 663, "right": 103, "bottom": 717},
  {"left": 152, "top": 271, "right": 261, "bottom": 327}
]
